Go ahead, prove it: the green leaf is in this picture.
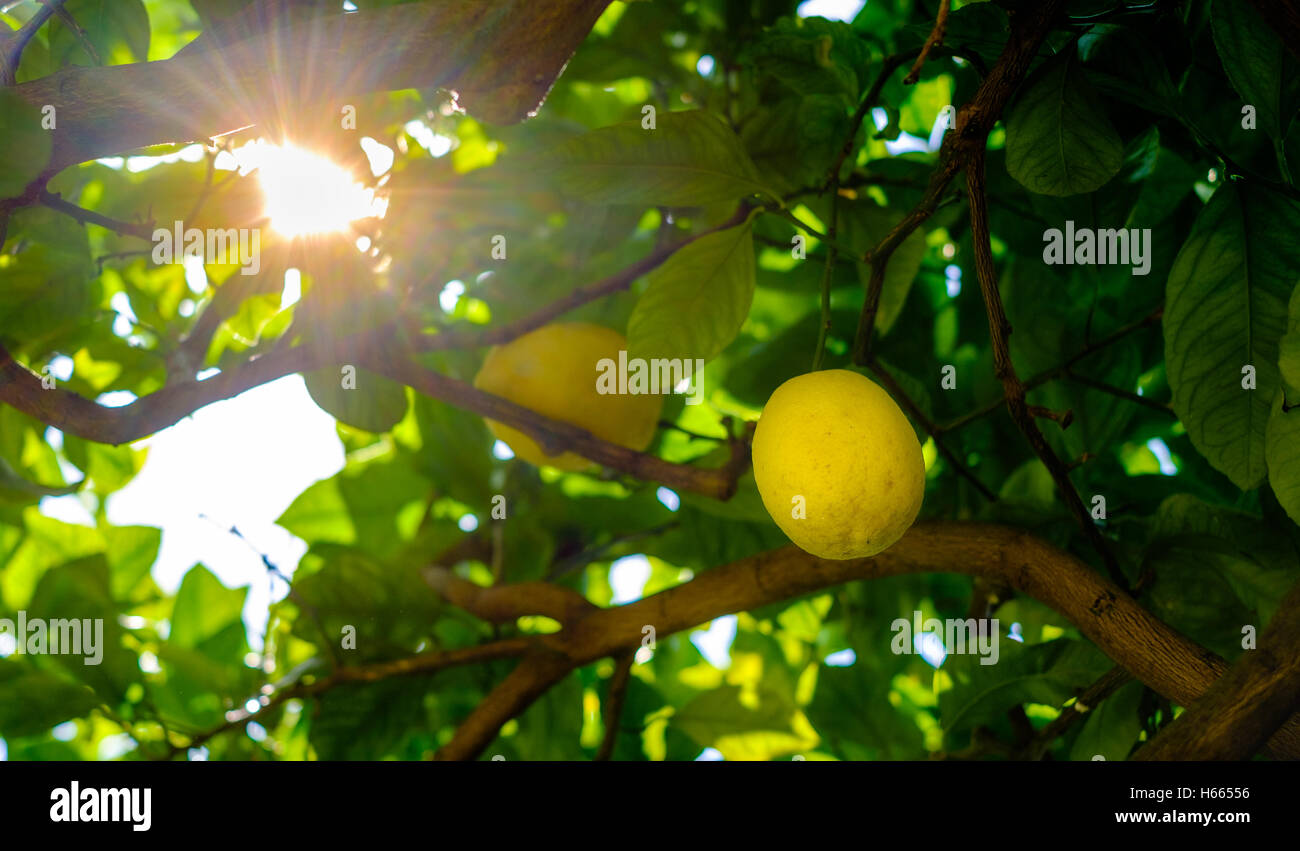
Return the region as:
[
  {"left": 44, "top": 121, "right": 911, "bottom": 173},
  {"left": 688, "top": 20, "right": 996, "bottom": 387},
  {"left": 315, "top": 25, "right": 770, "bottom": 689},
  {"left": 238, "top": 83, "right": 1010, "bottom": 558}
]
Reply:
[
  {"left": 1, "top": 510, "right": 105, "bottom": 610},
  {"left": 290, "top": 545, "right": 444, "bottom": 654},
  {"left": 940, "top": 639, "right": 1110, "bottom": 736},
  {"left": 0, "top": 660, "right": 99, "bottom": 737},
  {"left": 1281, "top": 285, "right": 1300, "bottom": 393},
  {"left": 532, "top": 110, "right": 776, "bottom": 206},
  {"left": 168, "top": 565, "right": 247, "bottom": 650},
  {"left": 0, "top": 89, "right": 52, "bottom": 200},
  {"left": 837, "top": 201, "right": 926, "bottom": 336},
  {"left": 0, "top": 455, "right": 80, "bottom": 504},
  {"left": 1165, "top": 183, "right": 1300, "bottom": 490},
  {"left": 806, "top": 665, "right": 924, "bottom": 759},
  {"left": 50, "top": 0, "right": 151, "bottom": 66},
  {"left": 277, "top": 459, "right": 431, "bottom": 557},
  {"left": 1005, "top": 51, "right": 1124, "bottom": 196},
  {"left": 628, "top": 222, "right": 756, "bottom": 363},
  {"left": 748, "top": 16, "right": 871, "bottom": 98},
  {"left": 26, "top": 556, "right": 141, "bottom": 703},
  {"left": 742, "top": 95, "right": 850, "bottom": 194},
  {"left": 1145, "top": 495, "right": 1298, "bottom": 635},
  {"left": 304, "top": 366, "right": 410, "bottom": 433},
  {"left": 63, "top": 437, "right": 144, "bottom": 495},
  {"left": 1068, "top": 680, "right": 1143, "bottom": 761},
  {"left": 309, "top": 676, "right": 433, "bottom": 760},
  {"left": 103, "top": 525, "right": 161, "bottom": 600},
  {"left": 671, "top": 684, "right": 797, "bottom": 747},
  {"left": 1266, "top": 391, "right": 1300, "bottom": 527},
  {"left": 1211, "top": 0, "right": 1300, "bottom": 149},
  {"left": 276, "top": 477, "right": 356, "bottom": 546}
]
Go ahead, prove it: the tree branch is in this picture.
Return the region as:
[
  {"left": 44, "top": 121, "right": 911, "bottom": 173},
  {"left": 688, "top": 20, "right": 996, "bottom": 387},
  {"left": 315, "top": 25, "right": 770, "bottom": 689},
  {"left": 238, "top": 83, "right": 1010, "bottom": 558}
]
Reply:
[
  {"left": 596, "top": 650, "right": 635, "bottom": 761},
  {"left": 427, "top": 522, "right": 1300, "bottom": 761},
  {"left": 1, "top": 0, "right": 68, "bottom": 84},
  {"left": 422, "top": 566, "right": 597, "bottom": 624},
  {"left": 1134, "top": 578, "right": 1300, "bottom": 760},
  {"left": 903, "top": 0, "right": 952, "bottom": 85},
  {"left": 851, "top": 0, "right": 1068, "bottom": 364},
  {"left": 165, "top": 638, "right": 531, "bottom": 757},
  {"left": 937, "top": 306, "right": 1164, "bottom": 434},
  {"left": 39, "top": 189, "right": 155, "bottom": 239},
  {"left": 966, "top": 147, "right": 1124, "bottom": 589},
  {"left": 13, "top": 0, "right": 611, "bottom": 174},
  {"left": 863, "top": 357, "right": 995, "bottom": 501}
]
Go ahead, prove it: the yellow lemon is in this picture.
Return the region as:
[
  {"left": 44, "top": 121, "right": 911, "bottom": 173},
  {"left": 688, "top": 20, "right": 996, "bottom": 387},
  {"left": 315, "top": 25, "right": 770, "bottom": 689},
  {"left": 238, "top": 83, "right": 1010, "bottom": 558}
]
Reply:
[
  {"left": 752, "top": 369, "right": 924, "bottom": 559},
  {"left": 473, "top": 322, "right": 662, "bottom": 471}
]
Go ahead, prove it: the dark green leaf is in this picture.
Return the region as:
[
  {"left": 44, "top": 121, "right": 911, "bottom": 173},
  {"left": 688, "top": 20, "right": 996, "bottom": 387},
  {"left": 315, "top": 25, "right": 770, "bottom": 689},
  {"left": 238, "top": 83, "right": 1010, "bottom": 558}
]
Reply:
[
  {"left": 1165, "top": 183, "right": 1300, "bottom": 489},
  {"left": 1005, "top": 51, "right": 1124, "bottom": 196}
]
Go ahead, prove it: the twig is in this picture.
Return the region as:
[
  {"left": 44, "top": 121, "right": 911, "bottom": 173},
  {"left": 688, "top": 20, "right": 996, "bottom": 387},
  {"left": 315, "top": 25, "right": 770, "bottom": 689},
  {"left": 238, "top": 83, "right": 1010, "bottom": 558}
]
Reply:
[
  {"left": 1064, "top": 371, "right": 1174, "bottom": 416},
  {"left": 811, "top": 185, "right": 839, "bottom": 370},
  {"left": 1, "top": 0, "right": 67, "bottom": 82},
  {"left": 823, "top": 50, "right": 921, "bottom": 193},
  {"left": 903, "top": 0, "right": 952, "bottom": 85},
  {"left": 200, "top": 514, "right": 340, "bottom": 668},
  {"left": 937, "top": 307, "right": 1164, "bottom": 434},
  {"left": 1018, "top": 666, "right": 1132, "bottom": 760},
  {"left": 965, "top": 146, "right": 1125, "bottom": 590},
  {"left": 864, "top": 358, "right": 995, "bottom": 501},
  {"left": 50, "top": 0, "right": 101, "bottom": 65},
  {"left": 40, "top": 189, "right": 154, "bottom": 240},
  {"left": 851, "top": 0, "right": 1071, "bottom": 365},
  {"left": 163, "top": 639, "right": 530, "bottom": 757},
  {"left": 596, "top": 651, "right": 635, "bottom": 761}
]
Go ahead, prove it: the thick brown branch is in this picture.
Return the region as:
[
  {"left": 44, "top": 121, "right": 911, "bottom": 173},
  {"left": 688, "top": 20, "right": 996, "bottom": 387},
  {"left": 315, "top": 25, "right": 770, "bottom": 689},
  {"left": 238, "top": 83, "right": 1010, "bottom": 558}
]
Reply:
[
  {"left": 422, "top": 566, "right": 597, "bottom": 624},
  {"left": 14, "top": 0, "right": 611, "bottom": 173},
  {"left": 1134, "top": 578, "right": 1300, "bottom": 760},
  {"left": 434, "top": 647, "right": 573, "bottom": 761},
  {"left": 432, "top": 522, "right": 1300, "bottom": 761}
]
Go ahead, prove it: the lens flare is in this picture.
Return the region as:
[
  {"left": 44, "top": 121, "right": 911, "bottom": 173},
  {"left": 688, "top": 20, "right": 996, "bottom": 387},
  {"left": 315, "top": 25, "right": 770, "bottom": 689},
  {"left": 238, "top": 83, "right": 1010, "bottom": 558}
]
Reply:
[{"left": 226, "top": 141, "right": 386, "bottom": 237}]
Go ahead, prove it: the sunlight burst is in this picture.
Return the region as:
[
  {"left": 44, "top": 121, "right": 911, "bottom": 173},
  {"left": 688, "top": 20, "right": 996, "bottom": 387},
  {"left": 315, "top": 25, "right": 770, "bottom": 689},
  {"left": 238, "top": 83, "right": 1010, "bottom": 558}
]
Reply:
[{"left": 223, "top": 140, "right": 387, "bottom": 237}]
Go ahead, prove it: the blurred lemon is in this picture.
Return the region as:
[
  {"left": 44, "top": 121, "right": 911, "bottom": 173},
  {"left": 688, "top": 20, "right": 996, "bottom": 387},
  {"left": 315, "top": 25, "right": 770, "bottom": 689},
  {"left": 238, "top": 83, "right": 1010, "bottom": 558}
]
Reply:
[
  {"left": 473, "top": 322, "right": 662, "bottom": 471},
  {"left": 752, "top": 369, "right": 924, "bottom": 559}
]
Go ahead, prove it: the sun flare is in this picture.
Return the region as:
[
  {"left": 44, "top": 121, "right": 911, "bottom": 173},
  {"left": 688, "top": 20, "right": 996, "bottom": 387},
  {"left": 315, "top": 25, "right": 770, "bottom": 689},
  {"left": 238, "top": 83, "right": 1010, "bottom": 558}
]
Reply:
[{"left": 225, "top": 140, "right": 387, "bottom": 237}]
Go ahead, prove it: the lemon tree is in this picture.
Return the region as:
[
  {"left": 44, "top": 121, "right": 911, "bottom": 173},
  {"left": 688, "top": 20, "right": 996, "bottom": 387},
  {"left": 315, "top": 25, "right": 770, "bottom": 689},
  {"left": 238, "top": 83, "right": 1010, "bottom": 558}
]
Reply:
[{"left": 0, "top": 0, "right": 1296, "bottom": 769}]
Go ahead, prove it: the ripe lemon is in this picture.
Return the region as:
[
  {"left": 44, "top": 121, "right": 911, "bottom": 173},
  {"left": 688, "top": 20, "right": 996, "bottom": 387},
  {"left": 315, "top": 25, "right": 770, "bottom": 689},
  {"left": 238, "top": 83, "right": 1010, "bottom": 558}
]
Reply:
[
  {"left": 752, "top": 369, "right": 924, "bottom": 559},
  {"left": 473, "top": 322, "right": 662, "bottom": 471}
]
